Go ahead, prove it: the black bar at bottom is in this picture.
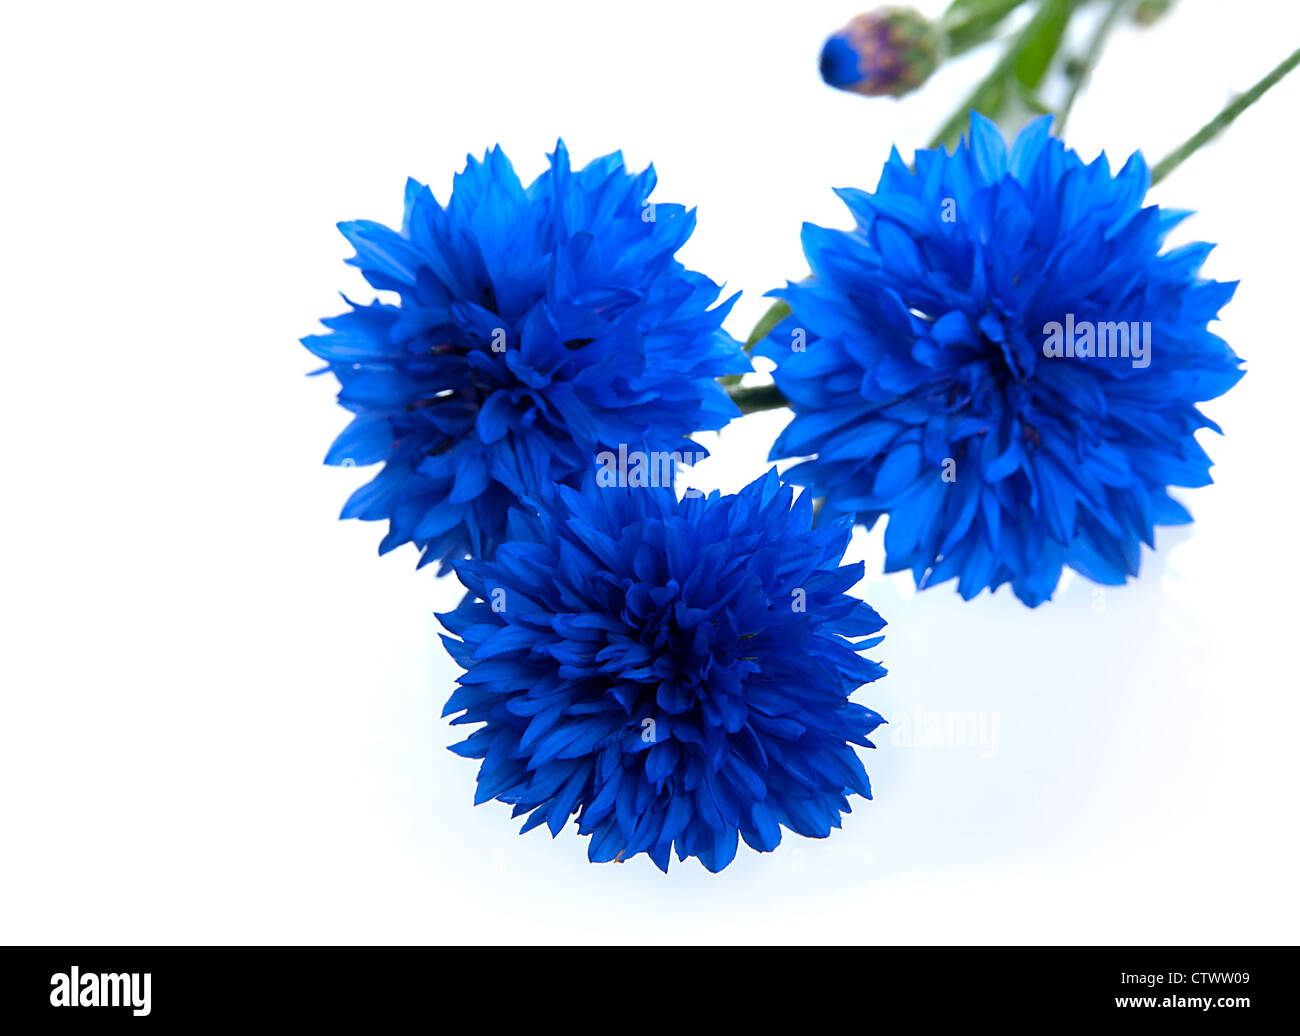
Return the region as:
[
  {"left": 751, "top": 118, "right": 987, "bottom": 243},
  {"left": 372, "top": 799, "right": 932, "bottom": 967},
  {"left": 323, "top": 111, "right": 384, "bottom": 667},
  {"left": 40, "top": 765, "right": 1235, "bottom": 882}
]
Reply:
[{"left": 0, "top": 945, "right": 1280, "bottom": 1025}]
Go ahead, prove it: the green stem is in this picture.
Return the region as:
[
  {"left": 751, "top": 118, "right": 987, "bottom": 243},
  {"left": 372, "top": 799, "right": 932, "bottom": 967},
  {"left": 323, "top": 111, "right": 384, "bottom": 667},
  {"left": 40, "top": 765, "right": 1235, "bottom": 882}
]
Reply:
[
  {"left": 1151, "top": 45, "right": 1300, "bottom": 185},
  {"left": 728, "top": 383, "right": 790, "bottom": 415},
  {"left": 1056, "top": 0, "right": 1130, "bottom": 136},
  {"left": 930, "top": 42, "right": 1020, "bottom": 149}
]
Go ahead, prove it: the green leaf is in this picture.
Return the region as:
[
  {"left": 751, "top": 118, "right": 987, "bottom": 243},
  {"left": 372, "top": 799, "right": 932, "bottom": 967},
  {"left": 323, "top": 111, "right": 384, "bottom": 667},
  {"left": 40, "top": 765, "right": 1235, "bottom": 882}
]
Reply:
[
  {"left": 930, "top": 0, "right": 1079, "bottom": 150},
  {"left": 1012, "top": 0, "right": 1074, "bottom": 90},
  {"left": 940, "top": 0, "right": 1031, "bottom": 55},
  {"left": 745, "top": 300, "right": 791, "bottom": 350},
  {"left": 721, "top": 299, "right": 792, "bottom": 388}
]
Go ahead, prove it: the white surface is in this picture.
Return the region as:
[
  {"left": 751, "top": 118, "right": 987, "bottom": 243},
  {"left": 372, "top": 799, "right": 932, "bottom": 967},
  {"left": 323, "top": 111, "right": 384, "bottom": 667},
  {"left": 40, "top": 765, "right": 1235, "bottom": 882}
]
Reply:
[{"left": 2, "top": 0, "right": 1297, "bottom": 944}]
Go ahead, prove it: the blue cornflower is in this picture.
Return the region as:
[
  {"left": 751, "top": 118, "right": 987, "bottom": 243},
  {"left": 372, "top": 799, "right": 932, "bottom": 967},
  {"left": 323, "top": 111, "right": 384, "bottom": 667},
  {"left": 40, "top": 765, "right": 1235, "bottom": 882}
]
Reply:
[
  {"left": 758, "top": 114, "right": 1244, "bottom": 607},
  {"left": 439, "top": 470, "right": 887, "bottom": 872},
  {"left": 303, "top": 143, "right": 747, "bottom": 573}
]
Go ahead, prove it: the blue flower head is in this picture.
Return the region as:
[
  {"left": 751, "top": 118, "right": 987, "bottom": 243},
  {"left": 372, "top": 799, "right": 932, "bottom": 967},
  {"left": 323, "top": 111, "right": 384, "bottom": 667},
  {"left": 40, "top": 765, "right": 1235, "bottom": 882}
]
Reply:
[
  {"left": 759, "top": 114, "right": 1244, "bottom": 607},
  {"left": 439, "top": 470, "right": 887, "bottom": 872},
  {"left": 304, "top": 143, "right": 747, "bottom": 573}
]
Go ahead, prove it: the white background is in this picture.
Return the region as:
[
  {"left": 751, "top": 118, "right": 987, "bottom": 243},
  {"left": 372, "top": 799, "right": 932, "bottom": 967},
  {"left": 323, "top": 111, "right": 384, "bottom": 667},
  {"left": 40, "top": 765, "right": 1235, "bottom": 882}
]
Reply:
[{"left": 2, "top": 0, "right": 1297, "bottom": 944}]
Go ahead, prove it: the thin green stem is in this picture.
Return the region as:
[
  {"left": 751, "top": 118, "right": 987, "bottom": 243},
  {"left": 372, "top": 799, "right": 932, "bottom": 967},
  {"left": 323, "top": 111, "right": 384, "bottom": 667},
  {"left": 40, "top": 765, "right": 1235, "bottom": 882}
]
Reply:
[
  {"left": 929, "top": 37, "right": 1021, "bottom": 149},
  {"left": 1151, "top": 45, "right": 1300, "bottom": 185},
  {"left": 1056, "top": 0, "right": 1130, "bottom": 136},
  {"left": 728, "top": 383, "right": 790, "bottom": 415}
]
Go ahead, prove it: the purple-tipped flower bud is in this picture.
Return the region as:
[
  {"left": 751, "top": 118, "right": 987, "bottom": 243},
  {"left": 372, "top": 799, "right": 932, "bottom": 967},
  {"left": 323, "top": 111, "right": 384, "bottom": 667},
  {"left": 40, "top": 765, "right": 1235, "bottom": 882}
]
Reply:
[{"left": 819, "top": 6, "right": 942, "bottom": 98}]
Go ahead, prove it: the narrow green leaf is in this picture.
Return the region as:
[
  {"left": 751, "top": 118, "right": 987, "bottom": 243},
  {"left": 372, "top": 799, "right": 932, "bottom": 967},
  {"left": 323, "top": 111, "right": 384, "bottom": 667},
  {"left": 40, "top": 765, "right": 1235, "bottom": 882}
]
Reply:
[
  {"left": 745, "top": 300, "right": 792, "bottom": 350},
  {"left": 721, "top": 299, "right": 792, "bottom": 388},
  {"left": 1012, "top": 0, "right": 1074, "bottom": 90},
  {"left": 941, "top": 0, "right": 1031, "bottom": 55}
]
